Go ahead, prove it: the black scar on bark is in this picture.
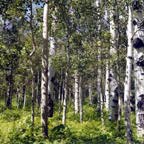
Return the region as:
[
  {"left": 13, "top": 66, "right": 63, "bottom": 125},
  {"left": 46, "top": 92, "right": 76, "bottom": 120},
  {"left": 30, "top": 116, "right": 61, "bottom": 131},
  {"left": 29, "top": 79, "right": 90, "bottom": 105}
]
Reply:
[
  {"left": 133, "top": 38, "right": 144, "bottom": 49},
  {"left": 47, "top": 95, "right": 54, "bottom": 117},
  {"left": 128, "top": 56, "right": 133, "bottom": 60},
  {"left": 130, "top": 96, "right": 135, "bottom": 111},
  {"left": 108, "top": 73, "right": 113, "bottom": 81},
  {"left": 141, "top": 73, "right": 144, "bottom": 75},
  {"left": 131, "top": 107, "right": 135, "bottom": 111},
  {"left": 114, "top": 87, "right": 119, "bottom": 97},
  {"left": 113, "top": 99, "right": 118, "bottom": 104},
  {"left": 109, "top": 74, "right": 112, "bottom": 77},
  {"left": 130, "top": 96, "right": 135, "bottom": 105},
  {"left": 132, "top": 0, "right": 143, "bottom": 11},
  {"left": 136, "top": 55, "right": 144, "bottom": 67},
  {"left": 132, "top": 19, "right": 137, "bottom": 26},
  {"left": 139, "top": 94, "right": 144, "bottom": 98},
  {"left": 115, "top": 114, "right": 118, "bottom": 119},
  {"left": 137, "top": 94, "right": 144, "bottom": 111},
  {"left": 108, "top": 78, "right": 112, "bottom": 82}
]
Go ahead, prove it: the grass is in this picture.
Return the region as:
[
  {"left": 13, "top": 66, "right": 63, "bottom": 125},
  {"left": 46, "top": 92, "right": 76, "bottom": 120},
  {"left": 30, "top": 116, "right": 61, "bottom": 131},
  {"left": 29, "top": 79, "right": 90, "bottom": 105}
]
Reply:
[{"left": 0, "top": 101, "right": 143, "bottom": 144}]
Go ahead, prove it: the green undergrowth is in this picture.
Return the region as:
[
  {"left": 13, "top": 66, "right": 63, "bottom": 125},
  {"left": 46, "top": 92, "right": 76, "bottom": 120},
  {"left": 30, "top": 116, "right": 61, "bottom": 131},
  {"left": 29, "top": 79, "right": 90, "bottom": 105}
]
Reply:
[{"left": 0, "top": 103, "right": 143, "bottom": 144}]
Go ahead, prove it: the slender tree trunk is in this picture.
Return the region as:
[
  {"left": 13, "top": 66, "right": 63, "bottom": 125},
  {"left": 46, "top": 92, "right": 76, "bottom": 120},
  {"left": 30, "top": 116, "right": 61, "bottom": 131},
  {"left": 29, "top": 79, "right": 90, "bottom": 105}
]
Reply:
[
  {"left": 16, "top": 87, "right": 20, "bottom": 108},
  {"left": 47, "top": 10, "right": 57, "bottom": 117},
  {"left": 95, "top": 0, "right": 104, "bottom": 124},
  {"left": 104, "top": 3, "right": 110, "bottom": 106},
  {"left": 6, "top": 68, "right": 13, "bottom": 108},
  {"left": 97, "top": 60, "right": 104, "bottom": 125},
  {"left": 58, "top": 70, "right": 63, "bottom": 116},
  {"left": 48, "top": 37, "right": 55, "bottom": 98},
  {"left": 22, "top": 84, "right": 26, "bottom": 108},
  {"left": 79, "top": 76, "right": 83, "bottom": 123},
  {"left": 124, "top": 6, "right": 133, "bottom": 143},
  {"left": 29, "top": 0, "right": 37, "bottom": 132},
  {"left": 88, "top": 82, "right": 93, "bottom": 105},
  {"left": 105, "top": 61, "right": 110, "bottom": 110},
  {"left": 104, "top": 3, "right": 109, "bottom": 110},
  {"left": 62, "top": 72, "right": 68, "bottom": 125},
  {"left": 62, "top": 33, "right": 70, "bottom": 125},
  {"left": 132, "top": 1, "right": 144, "bottom": 137},
  {"left": 37, "top": 70, "right": 41, "bottom": 108},
  {"left": 31, "top": 67, "right": 35, "bottom": 128},
  {"left": 47, "top": 37, "right": 55, "bottom": 117},
  {"left": 74, "top": 70, "right": 79, "bottom": 114},
  {"left": 109, "top": 6, "right": 119, "bottom": 121},
  {"left": 41, "top": 1, "right": 49, "bottom": 137},
  {"left": 61, "top": 77, "right": 64, "bottom": 105}
]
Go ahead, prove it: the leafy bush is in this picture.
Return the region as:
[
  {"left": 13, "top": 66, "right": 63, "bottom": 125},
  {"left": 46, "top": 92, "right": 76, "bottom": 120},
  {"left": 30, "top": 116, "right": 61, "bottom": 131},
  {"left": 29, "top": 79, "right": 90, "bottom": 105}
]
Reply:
[
  {"left": 0, "top": 104, "right": 6, "bottom": 113},
  {"left": 0, "top": 103, "right": 143, "bottom": 144},
  {"left": 50, "top": 124, "right": 72, "bottom": 142},
  {"left": 0, "top": 109, "right": 20, "bottom": 121},
  {"left": 7, "top": 115, "right": 41, "bottom": 144}
]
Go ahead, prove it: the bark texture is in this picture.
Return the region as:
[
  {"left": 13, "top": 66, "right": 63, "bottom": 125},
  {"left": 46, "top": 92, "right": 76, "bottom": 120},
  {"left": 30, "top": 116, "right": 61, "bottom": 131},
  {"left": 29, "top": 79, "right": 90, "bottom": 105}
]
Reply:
[
  {"left": 124, "top": 6, "right": 133, "bottom": 143},
  {"left": 109, "top": 6, "right": 119, "bottom": 121},
  {"left": 132, "top": 0, "right": 144, "bottom": 137},
  {"left": 79, "top": 76, "right": 83, "bottom": 123},
  {"left": 41, "top": 1, "right": 49, "bottom": 137},
  {"left": 74, "top": 71, "right": 79, "bottom": 114}
]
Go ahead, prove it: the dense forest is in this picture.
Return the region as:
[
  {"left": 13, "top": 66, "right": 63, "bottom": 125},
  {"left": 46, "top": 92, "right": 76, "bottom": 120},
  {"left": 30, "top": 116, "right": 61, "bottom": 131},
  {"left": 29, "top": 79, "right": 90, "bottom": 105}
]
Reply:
[{"left": 0, "top": 0, "right": 144, "bottom": 143}]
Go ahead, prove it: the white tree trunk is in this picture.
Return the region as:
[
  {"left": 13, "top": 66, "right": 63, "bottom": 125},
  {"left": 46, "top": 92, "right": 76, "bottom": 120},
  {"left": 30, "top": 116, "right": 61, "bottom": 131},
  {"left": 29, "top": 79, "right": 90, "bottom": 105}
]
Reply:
[
  {"left": 104, "top": 3, "right": 110, "bottom": 111},
  {"left": 88, "top": 82, "right": 93, "bottom": 105},
  {"left": 22, "top": 85, "right": 26, "bottom": 108},
  {"left": 132, "top": 1, "right": 144, "bottom": 137},
  {"left": 48, "top": 10, "right": 56, "bottom": 99},
  {"left": 95, "top": 0, "right": 104, "bottom": 124},
  {"left": 79, "top": 76, "right": 83, "bottom": 123},
  {"left": 124, "top": 6, "right": 133, "bottom": 143},
  {"left": 48, "top": 37, "right": 56, "bottom": 97},
  {"left": 105, "top": 61, "right": 110, "bottom": 110},
  {"left": 109, "top": 7, "right": 119, "bottom": 121},
  {"left": 74, "top": 70, "right": 79, "bottom": 114},
  {"left": 41, "top": 1, "right": 48, "bottom": 137},
  {"left": 62, "top": 72, "right": 68, "bottom": 125},
  {"left": 31, "top": 67, "right": 35, "bottom": 128},
  {"left": 97, "top": 65, "right": 104, "bottom": 125},
  {"left": 62, "top": 33, "right": 70, "bottom": 125}
]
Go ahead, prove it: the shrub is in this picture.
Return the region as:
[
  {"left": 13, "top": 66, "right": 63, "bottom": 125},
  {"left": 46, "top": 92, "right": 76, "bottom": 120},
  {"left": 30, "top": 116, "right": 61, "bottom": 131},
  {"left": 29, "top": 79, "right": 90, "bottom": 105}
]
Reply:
[{"left": 0, "top": 109, "right": 20, "bottom": 121}]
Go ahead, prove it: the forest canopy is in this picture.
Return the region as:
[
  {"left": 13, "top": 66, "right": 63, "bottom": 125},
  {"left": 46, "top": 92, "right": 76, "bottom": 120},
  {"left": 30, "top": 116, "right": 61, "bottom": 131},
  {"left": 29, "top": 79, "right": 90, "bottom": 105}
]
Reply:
[{"left": 0, "top": 0, "right": 144, "bottom": 143}]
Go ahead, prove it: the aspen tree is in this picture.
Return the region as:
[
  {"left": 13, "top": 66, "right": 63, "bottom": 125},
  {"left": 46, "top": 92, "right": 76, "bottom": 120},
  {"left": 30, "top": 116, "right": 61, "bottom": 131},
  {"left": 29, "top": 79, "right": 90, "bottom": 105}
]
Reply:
[
  {"left": 108, "top": 3, "right": 119, "bottom": 121},
  {"left": 132, "top": 0, "right": 144, "bottom": 137},
  {"left": 41, "top": 0, "right": 49, "bottom": 137},
  {"left": 124, "top": 5, "right": 133, "bottom": 143}
]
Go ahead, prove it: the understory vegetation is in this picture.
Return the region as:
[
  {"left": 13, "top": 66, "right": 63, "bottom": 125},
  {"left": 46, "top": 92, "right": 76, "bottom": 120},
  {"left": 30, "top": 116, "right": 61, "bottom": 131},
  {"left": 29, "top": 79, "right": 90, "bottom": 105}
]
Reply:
[{"left": 0, "top": 101, "right": 143, "bottom": 144}]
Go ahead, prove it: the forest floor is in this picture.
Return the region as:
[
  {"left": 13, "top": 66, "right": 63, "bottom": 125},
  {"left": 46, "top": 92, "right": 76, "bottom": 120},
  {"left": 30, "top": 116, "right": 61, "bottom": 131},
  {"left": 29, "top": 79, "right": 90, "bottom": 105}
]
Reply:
[{"left": 0, "top": 100, "right": 143, "bottom": 144}]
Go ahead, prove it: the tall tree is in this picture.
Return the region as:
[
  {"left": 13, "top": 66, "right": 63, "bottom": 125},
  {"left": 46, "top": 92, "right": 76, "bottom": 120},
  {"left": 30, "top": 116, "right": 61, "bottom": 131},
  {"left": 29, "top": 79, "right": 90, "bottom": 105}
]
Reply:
[
  {"left": 62, "top": 34, "right": 70, "bottom": 125},
  {"left": 29, "top": 0, "right": 37, "bottom": 129},
  {"left": 124, "top": 5, "right": 133, "bottom": 143},
  {"left": 74, "top": 70, "right": 79, "bottom": 114},
  {"left": 108, "top": 2, "right": 119, "bottom": 121},
  {"left": 41, "top": 0, "right": 49, "bottom": 137},
  {"left": 132, "top": 0, "right": 144, "bottom": 137},
  {"left": 104, "top": 2, "right": 110, "bottom": 111},
  {"left": 79, "top": 75, "right": 83, "bottom": 123}
]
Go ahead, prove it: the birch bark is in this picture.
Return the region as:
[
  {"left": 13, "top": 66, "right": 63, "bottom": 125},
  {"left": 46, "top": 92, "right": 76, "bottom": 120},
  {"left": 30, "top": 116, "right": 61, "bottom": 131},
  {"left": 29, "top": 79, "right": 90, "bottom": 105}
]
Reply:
[
  {"left": 132, "top": 0, "right": 144, "bottom": 137},
  {"left": 109, "top": 6, "right": 119, "bottom": 121},
  {"left": 74, "top": 70, "right": 79, "bottom": 114},
  {"left": 41, "top": 1, "right": 49, "bottom": 137},
  {"left": 124, "top": 6, "right": 133, "bottom": 143}
]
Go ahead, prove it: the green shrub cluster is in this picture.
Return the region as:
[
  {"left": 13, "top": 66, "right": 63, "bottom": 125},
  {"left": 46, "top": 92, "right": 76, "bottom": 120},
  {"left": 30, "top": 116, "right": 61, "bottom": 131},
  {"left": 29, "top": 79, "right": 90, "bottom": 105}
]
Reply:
[{"left": 0, "top": 104, "right": 143, "bottom": 144}]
